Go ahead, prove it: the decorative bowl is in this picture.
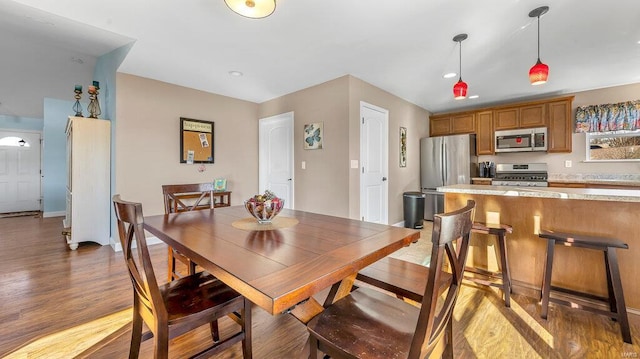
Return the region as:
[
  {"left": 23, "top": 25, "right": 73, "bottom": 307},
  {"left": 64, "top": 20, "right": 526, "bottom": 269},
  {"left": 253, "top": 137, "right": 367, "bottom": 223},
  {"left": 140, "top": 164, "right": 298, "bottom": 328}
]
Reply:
[{"left": 244, "top": 197, "right": 284, "bottom": 224}]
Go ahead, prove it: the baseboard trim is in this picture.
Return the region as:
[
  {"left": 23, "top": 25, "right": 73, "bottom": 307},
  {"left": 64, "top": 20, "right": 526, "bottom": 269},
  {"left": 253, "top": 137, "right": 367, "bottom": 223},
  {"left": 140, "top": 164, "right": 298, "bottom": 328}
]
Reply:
[
  {"left": 43, "top": 211, "right": 65, "bottom": 218},
  {"left": 109, "top": 235, "right": 164, "bottom": 252}
]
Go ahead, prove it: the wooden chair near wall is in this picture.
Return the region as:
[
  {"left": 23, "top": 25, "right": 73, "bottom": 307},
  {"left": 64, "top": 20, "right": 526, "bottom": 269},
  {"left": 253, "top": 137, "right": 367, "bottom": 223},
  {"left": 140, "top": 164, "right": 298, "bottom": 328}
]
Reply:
[
  {"left": 112, "top": 195, "right": 252, "bottom": 359},
  {"left": 307, "top": 200, "right": 475, "bottom": 359},
  {"left": 162, "top": 183, "right": 216, "bottom": 282}
]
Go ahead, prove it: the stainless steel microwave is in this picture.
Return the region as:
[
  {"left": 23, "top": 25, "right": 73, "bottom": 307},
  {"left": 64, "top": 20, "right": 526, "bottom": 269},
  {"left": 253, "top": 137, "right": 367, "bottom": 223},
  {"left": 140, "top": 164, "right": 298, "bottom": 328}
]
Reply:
[{"left": 495, "top": 127, "right": 547, "bottom": 153}]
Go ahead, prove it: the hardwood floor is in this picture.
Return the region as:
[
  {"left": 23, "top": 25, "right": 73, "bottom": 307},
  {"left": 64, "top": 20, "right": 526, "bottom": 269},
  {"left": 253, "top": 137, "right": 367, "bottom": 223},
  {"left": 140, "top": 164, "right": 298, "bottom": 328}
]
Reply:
[{"left": 0, "top": 215, "right": 638, "bottom": 358}]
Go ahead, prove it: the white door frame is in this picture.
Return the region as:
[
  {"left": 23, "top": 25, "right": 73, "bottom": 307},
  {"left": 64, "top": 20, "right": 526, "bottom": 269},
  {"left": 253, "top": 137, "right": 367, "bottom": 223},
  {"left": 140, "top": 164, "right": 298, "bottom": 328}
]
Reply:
[
  {"left": 258, "top": 112, "right": 294, "bottom": 208},
  {"left": 359, "top": 101, "right": 389, "bottom": 223}
]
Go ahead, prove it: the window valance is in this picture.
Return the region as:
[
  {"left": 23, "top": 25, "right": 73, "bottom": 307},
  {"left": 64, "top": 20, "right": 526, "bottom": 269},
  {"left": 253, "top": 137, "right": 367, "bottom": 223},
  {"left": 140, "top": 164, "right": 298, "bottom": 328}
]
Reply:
[{"left": 575, "top": 100, "right": 640, "bottom": 133}]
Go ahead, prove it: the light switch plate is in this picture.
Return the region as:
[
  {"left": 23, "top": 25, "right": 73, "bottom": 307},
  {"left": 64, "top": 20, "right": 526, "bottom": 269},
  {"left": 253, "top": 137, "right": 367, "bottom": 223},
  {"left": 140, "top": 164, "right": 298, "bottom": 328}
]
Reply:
[
  {"left": 564, "top": 160, "right": 572, "bottom": 168},
  {"left": 301, "top": 161, "right": 306, "bottom": 169},
  {"left": 350, "top": 160, "right": 358, "bottom": 169}
]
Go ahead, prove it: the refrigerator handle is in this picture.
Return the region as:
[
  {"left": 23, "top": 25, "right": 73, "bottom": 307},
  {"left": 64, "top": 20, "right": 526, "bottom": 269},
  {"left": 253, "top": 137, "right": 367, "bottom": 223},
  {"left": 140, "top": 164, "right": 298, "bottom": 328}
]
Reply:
[{"left": 441, "top": 141, "right": 446, "bottom": 185}]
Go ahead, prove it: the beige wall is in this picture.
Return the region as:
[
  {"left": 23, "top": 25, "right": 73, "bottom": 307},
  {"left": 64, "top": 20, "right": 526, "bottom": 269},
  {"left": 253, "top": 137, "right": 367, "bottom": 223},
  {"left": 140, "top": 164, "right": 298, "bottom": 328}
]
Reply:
[
  {"left": 258, "top": 76, "right": 351, "bottom": 217},
  {"left": 259, "top": 75, "right": 430, "bottom": 223},
  {"left": 478, "top": 82, "right": 640, "bottom": 175},
  {"left": 115, "top": 73, "right": 259, "bottom": 216},
  {"left": 347, "top": 76, "right": 430, "bottom": 224}
]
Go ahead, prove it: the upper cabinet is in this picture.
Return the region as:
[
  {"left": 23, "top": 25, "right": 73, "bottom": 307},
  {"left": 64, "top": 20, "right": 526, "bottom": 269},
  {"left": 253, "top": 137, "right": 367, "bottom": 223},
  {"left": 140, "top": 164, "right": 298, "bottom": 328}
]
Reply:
[
  {"left": 428, "top": 96, "right": 574, "bottom": 154},
  {"left": 429, "top": 112, "right": 475, "bottom": 136},
  {"left": 494, "top": 103, "right": 546, "bottom": 130},
  {"left": 476, "top": 111, "right": 494, "bottom": 155},
  {"left": 547, "top": 99, "right": 572, "bottom": 152}
]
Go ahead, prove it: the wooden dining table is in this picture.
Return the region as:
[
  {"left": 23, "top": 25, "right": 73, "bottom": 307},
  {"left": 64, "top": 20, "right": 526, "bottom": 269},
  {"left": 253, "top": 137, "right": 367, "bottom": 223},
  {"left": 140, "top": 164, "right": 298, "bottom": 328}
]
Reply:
[{"left": 143, "top": 205, "right": 420, "bottom": 322}]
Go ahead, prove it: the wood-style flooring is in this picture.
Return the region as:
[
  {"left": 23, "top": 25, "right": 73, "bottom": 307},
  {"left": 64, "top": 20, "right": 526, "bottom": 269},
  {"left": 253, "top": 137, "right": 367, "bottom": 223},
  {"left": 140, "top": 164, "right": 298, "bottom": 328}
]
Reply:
[{"left": 0, "top": 215, "right": 638, "bottom": 358}]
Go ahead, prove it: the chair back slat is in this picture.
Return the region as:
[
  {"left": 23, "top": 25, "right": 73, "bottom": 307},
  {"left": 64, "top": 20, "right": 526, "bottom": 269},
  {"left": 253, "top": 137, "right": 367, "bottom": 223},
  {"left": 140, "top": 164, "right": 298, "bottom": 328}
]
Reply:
[
  {"left": 113, "top": 195, "right": 167, "bottom": 320},
  {"left": 162, "top": 183, "right": 216, "bottom": 214},
  {"left": 409, "top": 199, "right": 475, "bottom": 358}
]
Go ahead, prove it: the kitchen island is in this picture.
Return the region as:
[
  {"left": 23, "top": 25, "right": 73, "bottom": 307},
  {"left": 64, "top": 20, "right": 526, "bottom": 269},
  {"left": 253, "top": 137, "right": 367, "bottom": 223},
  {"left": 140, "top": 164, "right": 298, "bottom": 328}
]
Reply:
[{"left": 438, "top": 184, "right": 640, "bottom": 311}]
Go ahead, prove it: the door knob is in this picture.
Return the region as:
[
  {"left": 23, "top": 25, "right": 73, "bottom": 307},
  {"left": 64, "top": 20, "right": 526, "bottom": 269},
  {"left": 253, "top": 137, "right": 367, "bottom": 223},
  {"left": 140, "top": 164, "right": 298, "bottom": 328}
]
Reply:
[{"left": 382, "top": 177, "right": 387, "bottom": 181}]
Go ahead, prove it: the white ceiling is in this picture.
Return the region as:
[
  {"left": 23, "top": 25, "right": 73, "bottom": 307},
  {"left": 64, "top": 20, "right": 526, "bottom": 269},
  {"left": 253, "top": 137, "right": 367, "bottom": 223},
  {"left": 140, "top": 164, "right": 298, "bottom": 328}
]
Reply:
[{"left": 2, "top": 0, "right": 640, "bottom": 119}]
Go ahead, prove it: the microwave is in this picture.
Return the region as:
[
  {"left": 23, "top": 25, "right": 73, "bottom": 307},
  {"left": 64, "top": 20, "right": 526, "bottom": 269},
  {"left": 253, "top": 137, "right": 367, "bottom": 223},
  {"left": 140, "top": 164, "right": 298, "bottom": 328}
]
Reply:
[{"left": 495, "top": 127, "right": 547, "bottom": 153}]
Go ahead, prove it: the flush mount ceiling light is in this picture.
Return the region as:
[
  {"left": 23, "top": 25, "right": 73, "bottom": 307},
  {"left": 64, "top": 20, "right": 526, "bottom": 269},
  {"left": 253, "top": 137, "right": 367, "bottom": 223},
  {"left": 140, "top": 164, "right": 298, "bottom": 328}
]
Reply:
[
  {"left": 443, "top": 72, "right": 457, "bottom": 79},
  {"left": 225, "top": 0, "right": 275, "bottom": 18},
  {"left": 529, "top": 6, "right": 550, "bottom": 85},
  {"left": 452, "top": 33, "right": 468, "bottom": 100}
]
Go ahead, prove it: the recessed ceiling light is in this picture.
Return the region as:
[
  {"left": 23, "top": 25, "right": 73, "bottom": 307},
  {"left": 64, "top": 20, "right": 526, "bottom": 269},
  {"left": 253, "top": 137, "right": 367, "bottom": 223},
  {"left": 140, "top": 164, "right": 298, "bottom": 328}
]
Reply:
[
  {"left": 469, "top": 95, "right": 479, "bottom": 99},
  {"left": 443, "top": 72, "right": 457, "bottom": 79},
  {"left": 228, "top": 70, "right": 243, "bottom": 77}
]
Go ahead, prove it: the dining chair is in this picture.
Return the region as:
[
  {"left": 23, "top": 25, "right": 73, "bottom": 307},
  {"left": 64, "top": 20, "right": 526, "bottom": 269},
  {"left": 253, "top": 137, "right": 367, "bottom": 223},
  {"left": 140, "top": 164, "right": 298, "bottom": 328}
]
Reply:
[
  {"left": 113, "top": 195, "right": 252, "bottom": 359},
  {"left": 162, "top": 183, "right": 216, "bottom": 281},
  {"left": 307, "top": 200, "right": 475, "bottom": 359}
]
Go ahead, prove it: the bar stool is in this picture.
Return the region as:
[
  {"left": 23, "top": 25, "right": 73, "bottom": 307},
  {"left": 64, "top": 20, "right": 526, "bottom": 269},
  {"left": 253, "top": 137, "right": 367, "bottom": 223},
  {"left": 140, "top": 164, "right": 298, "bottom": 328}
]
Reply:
[
  {"left": 466, "top": 222, "right": 513, "bottom": 307},
  {"left": 538, "top": 229, "right": 632, "bottom": 344}
]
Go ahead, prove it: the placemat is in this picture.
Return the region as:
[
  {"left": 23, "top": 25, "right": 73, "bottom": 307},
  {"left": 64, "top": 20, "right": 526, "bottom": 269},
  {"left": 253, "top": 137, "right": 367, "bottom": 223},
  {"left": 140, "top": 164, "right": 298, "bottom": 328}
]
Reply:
[{"left": 232, "top": 216, "right": 299, "bottom": 231}]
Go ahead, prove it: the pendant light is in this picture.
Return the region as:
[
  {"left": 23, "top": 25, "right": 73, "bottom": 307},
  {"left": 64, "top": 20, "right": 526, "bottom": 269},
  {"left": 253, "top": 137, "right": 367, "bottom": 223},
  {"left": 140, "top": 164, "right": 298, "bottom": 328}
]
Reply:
[
  {"left": 529, "top": 6, "right": 549, "bottom": 85},
  {"left": 452, "top": 34, "right": 468, "bottom": 100},
  {"left": 225, "top": 0, "right": 276, "bottom": 19}
]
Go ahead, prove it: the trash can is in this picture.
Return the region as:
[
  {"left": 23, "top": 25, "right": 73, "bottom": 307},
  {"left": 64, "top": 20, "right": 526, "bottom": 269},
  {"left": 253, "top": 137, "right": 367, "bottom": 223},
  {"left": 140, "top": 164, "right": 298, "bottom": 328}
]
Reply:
[{"left": 403, "top": 191, "right": 425, "bottom": 229}]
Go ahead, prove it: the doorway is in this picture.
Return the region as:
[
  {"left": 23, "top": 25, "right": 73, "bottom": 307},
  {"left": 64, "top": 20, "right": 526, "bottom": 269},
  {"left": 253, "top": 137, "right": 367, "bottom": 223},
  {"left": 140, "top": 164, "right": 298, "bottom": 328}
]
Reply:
[
  {"left": 258, "top": 112, "right": 294, "bottom": 209},
  {"left": 0, "top": 130, "right": 42, "bottom": 213},
  {"left": 359, "top": 102, "right": 389, "bottom": 224}
]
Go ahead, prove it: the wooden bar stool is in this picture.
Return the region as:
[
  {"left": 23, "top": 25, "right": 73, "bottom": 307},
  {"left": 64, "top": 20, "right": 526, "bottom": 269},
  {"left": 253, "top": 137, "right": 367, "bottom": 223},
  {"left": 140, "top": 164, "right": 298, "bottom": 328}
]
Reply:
[
  {"left": 466, "top": 222, "right": 513, "bottom": 307},
  {"left": 538, "top": 229, "right": 632, "bottom": 344}
]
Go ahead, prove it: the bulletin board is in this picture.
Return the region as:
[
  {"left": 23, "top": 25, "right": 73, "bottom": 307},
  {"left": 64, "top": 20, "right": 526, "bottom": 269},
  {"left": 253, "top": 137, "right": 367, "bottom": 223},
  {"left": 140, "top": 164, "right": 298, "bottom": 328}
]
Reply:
[{"left": 180, "top": 117, "right": 214, "bottom": 163}]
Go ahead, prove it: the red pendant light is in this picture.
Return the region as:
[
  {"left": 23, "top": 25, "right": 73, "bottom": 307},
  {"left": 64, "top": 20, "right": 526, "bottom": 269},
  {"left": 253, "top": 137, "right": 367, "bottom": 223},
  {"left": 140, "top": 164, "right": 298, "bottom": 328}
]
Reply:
[
  {"left": 452, "top": 34, "right": 468, "bottom": 100},
  {"left": 529, "top": 6, "right": 549, "bottom": 85}
]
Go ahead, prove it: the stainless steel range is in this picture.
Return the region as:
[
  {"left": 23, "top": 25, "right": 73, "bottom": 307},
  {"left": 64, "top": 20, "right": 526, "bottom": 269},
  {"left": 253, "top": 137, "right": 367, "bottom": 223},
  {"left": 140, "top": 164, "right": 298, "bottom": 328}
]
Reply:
[{"left": 491, "top": 163, "right": 548, "bottom": 187}]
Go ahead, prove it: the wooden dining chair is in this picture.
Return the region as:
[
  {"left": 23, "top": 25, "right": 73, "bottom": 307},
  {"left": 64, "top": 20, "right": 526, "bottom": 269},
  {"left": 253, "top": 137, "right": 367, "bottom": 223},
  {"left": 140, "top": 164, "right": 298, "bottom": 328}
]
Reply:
[
  {"left": 113, "top": 195, "right": 252, "bottom": 359},
  {"left": 307, "top": 200, "right": 475, "bottom": 359},
  {"left": 162, "top": 183, "right": 216, "bottom": 281}
]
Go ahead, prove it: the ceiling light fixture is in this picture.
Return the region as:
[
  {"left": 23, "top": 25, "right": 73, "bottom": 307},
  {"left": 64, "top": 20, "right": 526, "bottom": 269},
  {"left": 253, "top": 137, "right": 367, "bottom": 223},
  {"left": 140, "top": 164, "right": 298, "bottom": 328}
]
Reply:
[
  {"left": 443, "top": 72, "right": 457, "bottom": 79},
  {"left": 452, "top": 34, "right": 468, "bottom": 100},
  {"left": 18, "top": 139, "right": 26, "bottom": 146},
  {"left": 228, "top": 70, "right": 244, "bottom": 77},
  {"left": 529, "top": 6, "right": 549, "bottom": 85},
  {"left": 225, "top": 0, "right": 275, "bottom": 19}
]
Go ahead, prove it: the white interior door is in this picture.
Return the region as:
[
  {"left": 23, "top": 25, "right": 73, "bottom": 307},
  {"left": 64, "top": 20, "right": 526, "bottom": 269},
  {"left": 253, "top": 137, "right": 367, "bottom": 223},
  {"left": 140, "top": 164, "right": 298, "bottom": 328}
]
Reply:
[
  {"left": 259, "top": 112, "right": 294, "bottom": 209},
  {"left": 360, "top": 102, "right": 389, "bottom": 224},
  {"left": 0, "top": 130, "right": 42, "bottom": 213}
]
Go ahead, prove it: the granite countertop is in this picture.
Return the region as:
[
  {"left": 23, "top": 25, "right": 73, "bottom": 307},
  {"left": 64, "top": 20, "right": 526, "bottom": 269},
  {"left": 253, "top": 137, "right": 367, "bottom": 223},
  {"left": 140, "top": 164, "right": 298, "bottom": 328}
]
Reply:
[
  {"left": 548, "top": 173, "right": 640, "bottom": 187},
  {"left": 437, "top": 184, "right": 640, "bottom": 203}
]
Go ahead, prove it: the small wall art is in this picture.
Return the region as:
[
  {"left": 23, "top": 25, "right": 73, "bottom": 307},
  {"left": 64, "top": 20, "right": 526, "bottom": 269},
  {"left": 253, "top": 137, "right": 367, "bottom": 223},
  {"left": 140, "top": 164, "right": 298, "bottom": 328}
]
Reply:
[
  {"left": 304, "top": 122, "right": 323, "bottom": 150},
  {"left": 213, "top": 178, "right": 227, "bottom": 191},
  {"left": 399, "top": 126, "right": 407, "bottom": 167}
]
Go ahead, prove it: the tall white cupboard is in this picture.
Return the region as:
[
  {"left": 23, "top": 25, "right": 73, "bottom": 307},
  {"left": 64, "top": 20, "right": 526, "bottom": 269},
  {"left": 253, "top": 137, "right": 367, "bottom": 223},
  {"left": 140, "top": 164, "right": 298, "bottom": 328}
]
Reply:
[{"left": 63, "top": 116, "right": 111, "bottom": 250}]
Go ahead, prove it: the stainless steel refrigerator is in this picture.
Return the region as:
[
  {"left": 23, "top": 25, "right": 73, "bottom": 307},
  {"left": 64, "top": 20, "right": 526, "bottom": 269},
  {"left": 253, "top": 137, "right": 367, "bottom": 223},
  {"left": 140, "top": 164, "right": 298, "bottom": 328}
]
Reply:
[{"left": 420, "top": 134, "right": 477, "bottom": 220}]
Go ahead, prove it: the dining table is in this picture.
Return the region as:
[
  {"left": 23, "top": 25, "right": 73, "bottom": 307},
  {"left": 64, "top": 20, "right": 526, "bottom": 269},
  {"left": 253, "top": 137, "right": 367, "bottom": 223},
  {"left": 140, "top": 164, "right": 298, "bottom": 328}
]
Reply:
[{"left": 143, "top": 205, "right": 420, "bottom": 323}]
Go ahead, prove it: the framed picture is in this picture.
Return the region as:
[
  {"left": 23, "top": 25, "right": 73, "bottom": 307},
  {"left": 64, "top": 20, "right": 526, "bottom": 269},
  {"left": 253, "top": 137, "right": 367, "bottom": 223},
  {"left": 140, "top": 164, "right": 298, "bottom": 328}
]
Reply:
[
  {"left": 180, "top": 118, "right": 214, "bottom": 163},
  {"left": 304, "top": 122, "right": 323, "bottom": 150},
  {"left": 400, "top": 127, "right": 407, "bottom": 167},
  {"left": 213, "top": 178, "right": 227, "bottom": 191}
]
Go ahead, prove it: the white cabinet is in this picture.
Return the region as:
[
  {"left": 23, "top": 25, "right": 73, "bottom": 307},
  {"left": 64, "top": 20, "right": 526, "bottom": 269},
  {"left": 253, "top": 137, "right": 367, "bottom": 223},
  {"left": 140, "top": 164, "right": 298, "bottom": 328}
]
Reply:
[{"left": 63, "top": 117, "right": 111, "bottom": 250}]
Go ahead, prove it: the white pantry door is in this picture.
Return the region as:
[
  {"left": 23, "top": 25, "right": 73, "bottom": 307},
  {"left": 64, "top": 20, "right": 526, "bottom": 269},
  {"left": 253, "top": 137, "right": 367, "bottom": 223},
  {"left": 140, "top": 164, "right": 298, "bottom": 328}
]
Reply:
[
  {"left": 0, "top": 130, "right": 42, "bottom": 213},
  {"left": 360, "top": 102, "right": 389, "bottom": 224}
]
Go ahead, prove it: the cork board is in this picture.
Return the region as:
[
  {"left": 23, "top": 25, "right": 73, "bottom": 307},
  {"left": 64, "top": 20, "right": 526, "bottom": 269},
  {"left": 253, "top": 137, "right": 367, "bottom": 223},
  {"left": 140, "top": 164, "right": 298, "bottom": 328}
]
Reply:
[{"left": 180, "top": 117, "right": 214, "bottom": 163}]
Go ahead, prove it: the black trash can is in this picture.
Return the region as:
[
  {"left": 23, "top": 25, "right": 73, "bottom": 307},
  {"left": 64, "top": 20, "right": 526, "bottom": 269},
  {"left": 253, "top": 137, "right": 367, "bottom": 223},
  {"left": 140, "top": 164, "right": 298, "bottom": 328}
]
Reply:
[{"left": 403, "top": 192, "right": 425, "bottom": 229}]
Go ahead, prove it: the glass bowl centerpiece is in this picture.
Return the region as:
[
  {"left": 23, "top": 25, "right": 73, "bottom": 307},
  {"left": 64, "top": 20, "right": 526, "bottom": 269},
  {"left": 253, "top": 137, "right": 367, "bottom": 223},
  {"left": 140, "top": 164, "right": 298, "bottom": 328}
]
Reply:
[{"left": 244, "top": 190, "right": 284, "bottom": 224}]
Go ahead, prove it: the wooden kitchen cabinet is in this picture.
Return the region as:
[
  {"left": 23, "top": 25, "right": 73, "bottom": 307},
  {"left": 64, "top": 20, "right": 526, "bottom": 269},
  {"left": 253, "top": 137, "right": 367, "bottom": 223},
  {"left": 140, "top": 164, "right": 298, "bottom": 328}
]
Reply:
[
  {"left": 547, "top": 98, "right": 573, "bottom": 152},
  {"left": 429, "top": 112, "right": 475, "bottom": 136},
  {"left": 429, "top": 95, "right": 574, "bottom": 154},
  {"left": 494, "top": 103, "right": 546, "bottom": 130},
  {"left": 429, "top": 115, "right": 451, "bottom": 136},
  {"left": 451, "top": 113, "right": 476, "bottom": 134},
  {"left": 476, "top": 110, "right": 494, "bottom": 155}
]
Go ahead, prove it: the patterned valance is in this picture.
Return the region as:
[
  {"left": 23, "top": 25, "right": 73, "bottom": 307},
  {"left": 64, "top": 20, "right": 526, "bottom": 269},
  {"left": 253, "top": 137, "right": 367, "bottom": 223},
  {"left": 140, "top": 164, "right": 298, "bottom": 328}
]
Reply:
[{"left": 575, "top": 100, "right": 640, "bottom": 133}]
